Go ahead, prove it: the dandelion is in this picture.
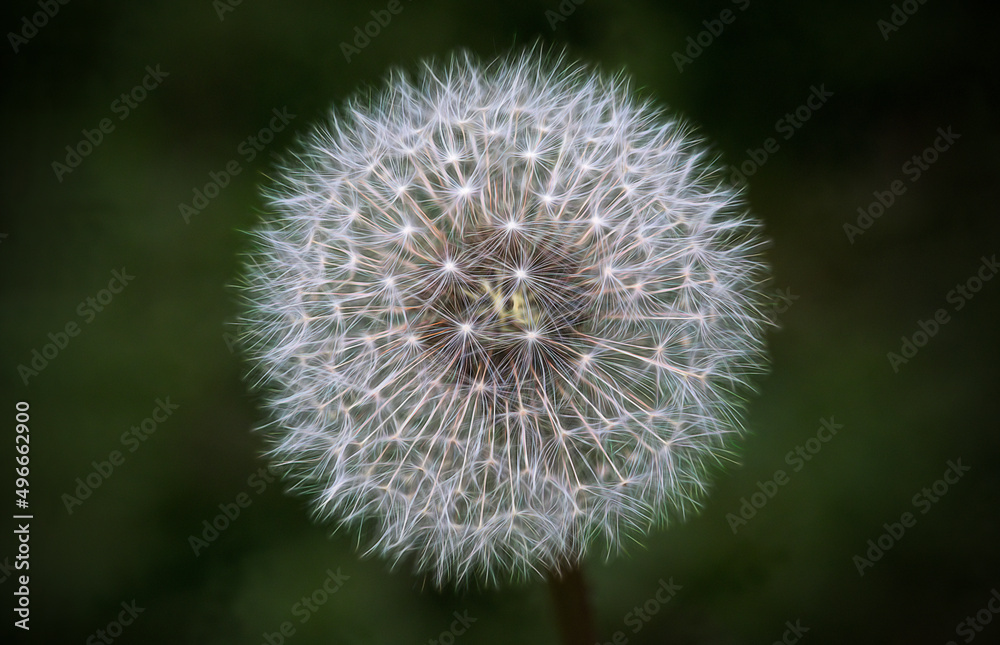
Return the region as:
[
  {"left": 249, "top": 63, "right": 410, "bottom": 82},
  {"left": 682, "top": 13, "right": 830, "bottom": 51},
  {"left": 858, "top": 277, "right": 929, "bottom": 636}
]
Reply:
[{"left": 239, "top": 47, "right": 772, "bottom": 592}]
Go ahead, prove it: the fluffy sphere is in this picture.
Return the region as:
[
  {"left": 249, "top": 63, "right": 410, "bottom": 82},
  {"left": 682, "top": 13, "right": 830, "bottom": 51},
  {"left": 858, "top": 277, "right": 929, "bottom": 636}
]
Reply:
[{"left": 240, "top": 48, "right": 772, "bottom": 586}]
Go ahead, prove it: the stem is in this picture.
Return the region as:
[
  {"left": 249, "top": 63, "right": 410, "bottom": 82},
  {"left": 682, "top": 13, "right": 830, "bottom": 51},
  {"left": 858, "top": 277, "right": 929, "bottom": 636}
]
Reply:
[{"left": 547, "top": 562, "right": 598, "bottom": 645}]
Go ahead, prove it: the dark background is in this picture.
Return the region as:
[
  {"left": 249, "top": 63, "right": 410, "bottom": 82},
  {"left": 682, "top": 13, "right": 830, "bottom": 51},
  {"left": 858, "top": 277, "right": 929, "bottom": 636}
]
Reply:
[{"left": 2, "top": 1, "right": 998, "bottom": 643}]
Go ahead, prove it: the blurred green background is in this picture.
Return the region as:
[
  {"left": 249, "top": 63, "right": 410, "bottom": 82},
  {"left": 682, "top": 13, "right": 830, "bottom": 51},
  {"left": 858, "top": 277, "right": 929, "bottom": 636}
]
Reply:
[{"left": 2, "top": 1, "right": 998, "bottom": 643}]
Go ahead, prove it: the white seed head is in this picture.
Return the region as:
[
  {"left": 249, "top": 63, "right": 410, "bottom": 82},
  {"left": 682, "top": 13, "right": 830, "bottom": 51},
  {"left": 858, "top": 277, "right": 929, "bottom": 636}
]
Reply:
[{"left": 239, "top": 47, "right": 773, "bottom": 587}]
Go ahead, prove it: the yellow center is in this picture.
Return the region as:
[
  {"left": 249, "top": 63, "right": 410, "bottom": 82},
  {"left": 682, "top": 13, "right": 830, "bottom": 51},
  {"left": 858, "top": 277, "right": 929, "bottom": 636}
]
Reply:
[{"left": 467, "top": 280, "right": 540, "bottom": 331}]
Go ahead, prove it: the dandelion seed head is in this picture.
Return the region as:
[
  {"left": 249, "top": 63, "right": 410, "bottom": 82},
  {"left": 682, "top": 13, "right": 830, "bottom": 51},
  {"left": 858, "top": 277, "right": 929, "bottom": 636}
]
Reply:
[{"left": 239, "top": 46, "right": 773, "bottom": 587}]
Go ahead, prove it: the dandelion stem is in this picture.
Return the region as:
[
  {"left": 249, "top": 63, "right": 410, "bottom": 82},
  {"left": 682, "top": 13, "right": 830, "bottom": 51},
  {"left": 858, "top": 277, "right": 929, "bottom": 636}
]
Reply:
[{"left": 547, "top": 563, "right": 598, "bottom": 645}]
